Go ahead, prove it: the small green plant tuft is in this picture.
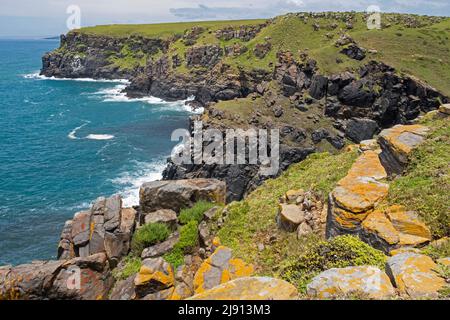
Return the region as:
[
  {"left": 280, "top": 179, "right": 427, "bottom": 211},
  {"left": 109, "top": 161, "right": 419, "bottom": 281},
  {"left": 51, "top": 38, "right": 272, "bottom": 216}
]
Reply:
[
  {"left": 279, "top": 235, "right": 387, "bottom": 293},
  {"left": 112, "top": 255, "right": 142, "bottom": 280},
  {"left": 422, "top": 239, "right": 450, "bottom": 260},
  {"left": 131, "top": 223, "right": 170, "bottom": 255},
  {"left": 164, "top": 220, "right": 199, "bottom": 267},
  {"left": 179, "top": 201, "right": 216, "bottom": 224}
]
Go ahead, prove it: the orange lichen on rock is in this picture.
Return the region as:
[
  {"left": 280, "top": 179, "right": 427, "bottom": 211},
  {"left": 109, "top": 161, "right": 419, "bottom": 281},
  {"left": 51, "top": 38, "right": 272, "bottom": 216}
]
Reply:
[
  {"left": 193, "top": 246, "right": 254, "bottom": 294},
  {"left": 386, "top": 252, "right": 446, "bottom": 298}
]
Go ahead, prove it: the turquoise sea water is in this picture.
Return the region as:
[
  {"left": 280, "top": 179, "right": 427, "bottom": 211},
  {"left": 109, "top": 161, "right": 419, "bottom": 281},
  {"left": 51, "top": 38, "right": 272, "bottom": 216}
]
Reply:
[{"left": 0, "top": 39, "right": 193, "bottom": 265}]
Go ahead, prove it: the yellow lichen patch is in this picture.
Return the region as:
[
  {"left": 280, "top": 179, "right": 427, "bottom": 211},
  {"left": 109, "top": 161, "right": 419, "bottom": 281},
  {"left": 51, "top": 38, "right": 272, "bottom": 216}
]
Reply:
[
  {"left": 333, "top": 179, "right": 389, "bottom": 213},
  {"left": 212, "top": 237, "right": 221, "bottom": 247},
  {"left": 379, "top": 124, "right": 429, "bottom": 160},
  {"left": 189, "top": 277, "right": 298, "bottom": 300},
  {"left": 192, "top": 260, "right": 213, "bottom": 294},
  {"left": 389, "top": 247, "right": 421, "bottom": 256},
  {"left": 362, "top": 210, "right": 400, "bottom": 245},
  {"left": 228, "top": 259, "right": 254, "bottom": 278},
  {"left": 332, "top": 206, "right": 370, "bottom": 230},
  {"left": 385, "top": 205, "right": 431, "bottom": 240},
  {"left": 306, "top": 266, "right": 395, "bottom": 300},
  {"left": 169, "top": 283, "right": 193, "bottom": 300},
  {"left": 388, "top": 253, "right": 446, "bottom": 298},
  {"left": 134, "top": 264, "right": 174, "bottom": 288},
  {"left": 345, "top": 151, "right": 387, "bottom": 181},
  {"left": 397, "top": 233, "right": 430, "bottom": 247},
  {"left": 193, "top": 246, "right": 254, "bottom": 295}
]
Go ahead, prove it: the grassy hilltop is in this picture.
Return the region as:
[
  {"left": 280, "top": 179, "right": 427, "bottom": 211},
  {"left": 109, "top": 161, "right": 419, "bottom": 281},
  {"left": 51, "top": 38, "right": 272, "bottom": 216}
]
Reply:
[{"left": 75, "top": 13, "right": 450, "bottom": 96}]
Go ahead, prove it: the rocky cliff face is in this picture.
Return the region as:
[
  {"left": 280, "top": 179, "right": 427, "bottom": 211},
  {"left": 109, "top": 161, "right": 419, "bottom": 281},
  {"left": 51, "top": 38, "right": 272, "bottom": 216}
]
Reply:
[{"left": 41, "top": 32, "right": 169, "bottom": 79}]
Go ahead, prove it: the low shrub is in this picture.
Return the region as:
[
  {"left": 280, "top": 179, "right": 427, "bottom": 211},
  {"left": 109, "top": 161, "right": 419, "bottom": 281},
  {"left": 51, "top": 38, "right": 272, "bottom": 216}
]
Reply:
[
  {"left": 164, "top": 220, "right": 199, "bottom": 267},
  {"left": 112, "top": 255, "right": 142, "bottom": 280},
  {"left": 131, "top": 223, "right": 170, "bottom": 255},
  {"left": 179, "top": 201, "right": 216, "bottom": 224},
  {"left": 279, "top": 235, "right": 387, "bottom": 292}
]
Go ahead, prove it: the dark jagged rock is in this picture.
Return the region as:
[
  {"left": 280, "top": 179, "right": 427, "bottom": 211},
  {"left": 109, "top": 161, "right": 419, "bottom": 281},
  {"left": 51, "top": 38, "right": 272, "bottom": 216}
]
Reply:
[
  {"left": 345, "top": 118, "right": 379, "bottom": 143},
  {"left": 41, "top": 32, "right": 168, "bottom": 79},
  {"left": 340, "top": 44, "right": 366, "bottom": 61}
]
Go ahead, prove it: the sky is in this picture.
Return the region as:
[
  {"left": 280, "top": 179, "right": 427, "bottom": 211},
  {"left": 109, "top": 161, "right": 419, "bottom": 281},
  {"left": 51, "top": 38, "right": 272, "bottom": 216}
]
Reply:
[{"left": 1, "top": 0, "right": 449, "bottom": 38}]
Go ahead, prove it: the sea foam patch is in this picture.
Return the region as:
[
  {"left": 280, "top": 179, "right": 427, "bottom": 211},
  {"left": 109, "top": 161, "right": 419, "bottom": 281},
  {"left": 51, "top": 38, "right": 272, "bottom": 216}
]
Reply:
[{"left": 111, "top": 159, "right": 166, "bottom": 207}]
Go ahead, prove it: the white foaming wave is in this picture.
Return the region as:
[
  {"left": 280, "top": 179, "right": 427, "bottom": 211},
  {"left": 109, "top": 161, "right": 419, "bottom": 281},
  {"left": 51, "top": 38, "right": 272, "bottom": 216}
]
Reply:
[
  {"left": 86, "top": 134, "right": 115, "bottom": 141},
  {"left": 94, "top": 84, "right": 203, "bottom": 114},
  {"left": 111, "top": 159, "right": 167, "bottom": 207},
  {"left": 68, "top": 121, "right": 90, "bottom": 140},
  {"left": 23, "top": 72, "right": 129, "bottom": 84}
]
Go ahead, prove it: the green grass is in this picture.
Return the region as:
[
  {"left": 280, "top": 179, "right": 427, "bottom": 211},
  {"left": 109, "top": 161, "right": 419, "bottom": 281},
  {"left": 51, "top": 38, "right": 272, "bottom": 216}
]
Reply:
[
  {"left": 68, "top": 13, "right": 450, "bottom": 96},
  {"left": 131, "top": 223, "right": 171, "bottom": 255},
  {"left": 77, "top": 19, "right": 267, "bottom": 39},
  {"left": 164, "top": 220, "right": 199, "bottom": 268},
  {"left": 278, "top": 235, "right": 386, "bottom": 293},
  {"left": 112, "top": 255, "right": 142, "bottom": 280},
  {"left": 179, "top": 201, "right": 216, "bottom": 225},
  {"left": 422, "top": 238, "right": 450, "bottom": 260},
  {"left": 388, "top": 114, "right": 450, "bottom": 238},
  {"left": 216, "top": 149, "right": 358, "bottom": 276}
]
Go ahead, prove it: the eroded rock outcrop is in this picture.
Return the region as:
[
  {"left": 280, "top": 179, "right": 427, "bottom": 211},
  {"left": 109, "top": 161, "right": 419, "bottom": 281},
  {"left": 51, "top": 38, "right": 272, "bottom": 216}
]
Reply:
[
  {"left": 58, "top": 195, "right": 136, "bottom": 267},
  {"left": 326, "top": 131, "right": 432, "bottom": 253}
]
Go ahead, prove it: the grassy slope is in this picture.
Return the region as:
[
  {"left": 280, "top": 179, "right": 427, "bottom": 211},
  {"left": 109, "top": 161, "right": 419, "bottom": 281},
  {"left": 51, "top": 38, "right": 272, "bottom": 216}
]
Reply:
[
  {"left": 216, "top": 150, "right": 359, "bottom": 275},
  {"left": 388, "top": 113, "right": 450, "bottom": 238},
  {"left": 77, "top": 19, "right": 267, "bottom": 39},
  {"left": 214, "top": 113, "right": 448, "bottom": 288}
]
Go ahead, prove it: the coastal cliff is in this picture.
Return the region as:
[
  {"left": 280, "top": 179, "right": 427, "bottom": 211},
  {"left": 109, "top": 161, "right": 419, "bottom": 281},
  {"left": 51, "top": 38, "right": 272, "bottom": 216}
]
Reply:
[
  {"left": 3, "top": 12, "right": 447, "bottom": 300},
  {"left": 40, "top": 13, "right": 449, "bottom": 201}
]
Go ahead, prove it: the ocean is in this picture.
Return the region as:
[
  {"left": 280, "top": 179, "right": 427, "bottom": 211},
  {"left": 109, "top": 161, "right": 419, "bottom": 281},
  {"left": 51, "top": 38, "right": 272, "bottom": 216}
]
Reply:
[{"left": 0, "top": 39, "right": 196, "bottom": 265}]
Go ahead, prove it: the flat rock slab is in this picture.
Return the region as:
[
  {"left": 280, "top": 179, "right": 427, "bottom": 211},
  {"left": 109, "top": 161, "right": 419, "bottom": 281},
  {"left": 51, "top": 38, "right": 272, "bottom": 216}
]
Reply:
[
  {"left": 386, "top": 252, "right": 446, "bottom": 299},
  {"left": 140, "top": 179, "right": 226, "bottom": 213},
  {"left": 385, "top": 205, "right": 431, "bottom": 241},
  {"left": 144, "top": 209, "right": 178, "bottom": 230},
  {"left": 332, "top": 150, "right": 388, "bottom": 214},
  {"left": 307, "top": 266, "right": 395, "bottom": 299},
  {"left": 141, "top": 233, "right": 180, "bottom": 259},
  {"left": 189, "top": 277, "right": 298, "bottom": 300},
  {"left": 361, "top": 205, "right": 431, "bottom": 253}
]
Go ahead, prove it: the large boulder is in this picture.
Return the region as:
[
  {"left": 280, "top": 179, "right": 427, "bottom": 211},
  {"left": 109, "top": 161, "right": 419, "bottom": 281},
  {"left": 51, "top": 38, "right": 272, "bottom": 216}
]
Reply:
[
  {"left": 140, "top": 179, "right": 226, "bottom": 213},
  {"left": 307, "top": 266, "right": 395, "bottom": 299},
  {"left": 386, "top": 253, "right": 446, "bottom": 298},
  {"left": 189, "top": 277, "right": 298, "bottom": 300}
]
